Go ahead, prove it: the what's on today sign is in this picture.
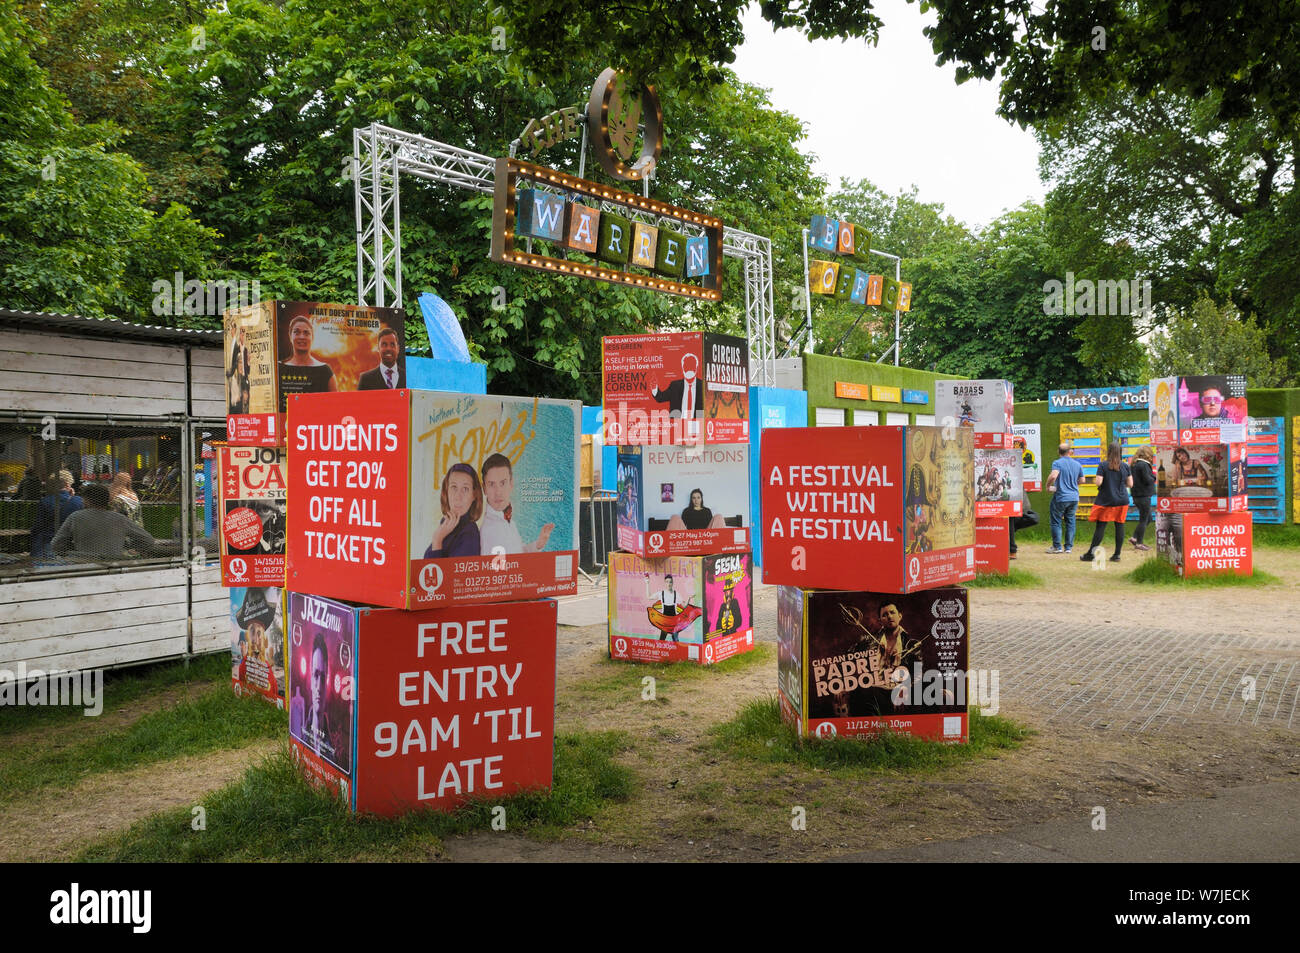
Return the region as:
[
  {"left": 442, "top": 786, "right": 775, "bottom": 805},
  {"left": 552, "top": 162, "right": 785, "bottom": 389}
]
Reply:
[{"left": 1047, "top": 385, "right": 1148, "bottom": 413}]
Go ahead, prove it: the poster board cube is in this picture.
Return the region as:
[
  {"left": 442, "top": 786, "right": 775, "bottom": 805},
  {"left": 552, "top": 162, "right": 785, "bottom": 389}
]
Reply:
[
  {"left": 1157, "top": 512, "right": 1252, "bottom": 577},
  {"left": 973, "top": 447, "right": 1023, "bottom": 518},
  {"left": 230, "top": 586, "right": 287, "bottom": 707},
  {"left": 224, "top": 300, "right": 407, "bottom": 446},
  {"left": 288, "top": 593, "right": 557, "bottom": 817},
  {"left": 1148, "top": 375, "right": 1248, "bottom": 445},
  {"left": 218, "top": 444, "right": 287, "bottom": 587},
  {"left": 286, "top": 389, "right": 580, "bottom": 609},
  {"left": 934, "top": 380, "right": 1014, "bottom": 447},
  {"left": 761, "top": 426, "right": 976, "bottom": 593},
  {"left": 777, "top": 586, "right": 969, "bottom": 742},
  {"left": 602, "top": 332, "right": 750, "bottom": 446},
  {"left": 608, "top": 551, "right": 756, "bottom": 664},
  {"left": 1153, "top": 443, "right": 1248, "bottom": 514},
  {"left": 615, "top": 443, "right": 751, "bottom": 556},
  {"left": 973, "top": 518, "right": 1010, "bottom": 575}
]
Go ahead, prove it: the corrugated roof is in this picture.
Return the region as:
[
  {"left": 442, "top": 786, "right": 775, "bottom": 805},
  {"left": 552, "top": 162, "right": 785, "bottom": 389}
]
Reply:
[{"left": 0, "top": 308, "right": 223, "bottom": 346}]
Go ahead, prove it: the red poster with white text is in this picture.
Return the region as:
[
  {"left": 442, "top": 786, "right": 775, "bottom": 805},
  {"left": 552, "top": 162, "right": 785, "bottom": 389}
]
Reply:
[
  {"left": 218, "top": 445, "right": 288, "bottom": 587},
  {"left": 354, "top": 600, "right": 557, "bottom": 816},
  {"left": 1181, "top": 513, "right": 1252, "bottom": 577},
  {"left": 286, "top": 389, "right": 412, "bottom": 608},
  {"left": 974, "top": 517, "right": 1010, "bottom": 575}
]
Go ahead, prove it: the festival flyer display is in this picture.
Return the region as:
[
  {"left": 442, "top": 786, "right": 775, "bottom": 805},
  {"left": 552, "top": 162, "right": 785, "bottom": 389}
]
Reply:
[
  {"left": 601, "top": 332, "right": 750, "bottom": 445},
  {"left": 1010, "top": 424, "right": 1042, "bottom": 491},
  {"left": 224, "top": 300, "right": 407, "bottom": 446},
  {"left": 777, "top": 586, "right": 969, "bottom": 742},
  {"left": 615, "top": 443, "right": 751, "bottom": 556},
  {"left": 607, "top": 551, "right": 755, "bottom": 664},
  {"left": 1153, "top": 442, "right": 1248, "bottom": 513},
  {"left": 973, "top": 518, "right": 1010, "bottom": 575},
  {"left": 217, "top": 444, "right": 287, "bottom": 587},
  {"left": 761, "top": 426, "right": 976, "bottom": 593},
  {"left": 973, "top": 447, "right": 1023, "bottom": 518},
  {"left": 285, "top": 389, "right": 580, "bottom": 609},
  {"left": 287, "top": 593, "right": 558, "bottom": 816},
  {"left": 934, "top": 379, "right": 1014, "bottom": 448},
  {"left": 1148, "top": 375, "right": 1248, "bottom": 445},
  {"left": 1156, "top": 512, "right": 1253, "bottom": 577},
  {"left": 230, "top": 586, "right": 287, "bottom": 707}
]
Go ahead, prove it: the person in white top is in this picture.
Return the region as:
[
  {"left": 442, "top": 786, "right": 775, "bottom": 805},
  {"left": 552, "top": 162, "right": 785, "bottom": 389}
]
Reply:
[{"left": 478, "top": 453, "right": 554, "bottom": 556}]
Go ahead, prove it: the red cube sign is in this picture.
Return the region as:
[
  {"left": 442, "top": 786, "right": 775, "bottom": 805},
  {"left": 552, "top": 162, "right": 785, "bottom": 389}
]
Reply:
[
  {"left": 285, "top": 389, "right": 580, "bottom": 609},
  {"left": 1157, "top": 512, "right": 1253, "bottom": 577},
  {"left": 973, "top": 518, "right": 1010, "bottom": 575},
  {"left": 761, "top": 426, "right": 975, "bottom": 593},
  {"left": 288, "top": 593, "right": 557, "bottom": 816}
]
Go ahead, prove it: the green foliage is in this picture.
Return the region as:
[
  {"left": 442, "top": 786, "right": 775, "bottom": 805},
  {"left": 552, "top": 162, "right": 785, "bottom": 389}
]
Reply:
[
  {"left": 1149, "top": 294, "right": 1290, "bottom": 386},
  {"left": 965, "top": 567, "right": 1044, "bottom": 588},
  {"left": 710, "top": 697, "right": 1030, "bottom": 773},
  {"left": 1125, "top": 558, "right": 1280, "bottom": 587},
  {"left": 79, "top": 732, "right": 634, "bottom": 861}
]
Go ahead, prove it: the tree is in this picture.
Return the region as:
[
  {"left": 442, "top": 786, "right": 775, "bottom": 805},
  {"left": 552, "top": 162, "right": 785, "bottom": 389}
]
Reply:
[
  {"left": 1148, "top": 294, "right": 1290, "bottom": 387},
  {"left": 0, "top": 0, "right": 217, "bottom": 320}
]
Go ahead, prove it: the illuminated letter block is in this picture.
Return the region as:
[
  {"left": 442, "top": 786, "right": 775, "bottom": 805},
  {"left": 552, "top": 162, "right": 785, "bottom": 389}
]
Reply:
[
  {"left": 809, "top": 215, "right": 838, "bottom": 252},
  {"left": 517, "top": 188, "right": 565, "bottom": 241},
  {"left": 631, "top": 222, "right": 659, "bottom": 268},
  {"left": 896, "top": 281, "right": 913, "bottom": 312},
  {"left": 864, "top": 274, "right": 884, "bottom": 306},
  {"left": 836, "top": 221, "right": 856, "bottom": 256},
  {"left": 808, "top": 259, "right": 839, "bottom": 296},
  {"left": 566, "top": 202, "right": 600, "bottom": 253},
  {"left": 849, "top": 268, "right": 870, "bottom": 305},
  {"left": 833, "top": 265, "right": 855, "bottom": 300},
  {"left": 598, "top": 211, "right": 632, "bottom": 264},
  {"left": 685, "top": 236, "right": 711, "bottom": 277},
  {"left": 655, "top": 228, "right": 686, "bottom": 277}
]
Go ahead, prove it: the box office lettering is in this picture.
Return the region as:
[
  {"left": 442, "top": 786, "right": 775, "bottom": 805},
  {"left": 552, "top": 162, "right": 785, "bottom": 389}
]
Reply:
[
  {"left": 608, "top": 551, "right": 755, "bottom": 664},
  {"left": 288, "top": 594, "right": 557, "bottom": 816},
  {"left": 761, "top": 426, "right": 975, "bottom": 593},
  {"left": 218, "top": 445, "right": 287, "bottom": 587},
  {"left": 286, "top": 389, "right": 580, "bottom": 609},
  {"left": 225, "top": 300, "right": 407, "bottom": 446},
  {"left": 778, "top": 586, "right": 969, "bottom": 742},
  {"left": 602, "top": 332, "right": 750, "bottom": 446}
]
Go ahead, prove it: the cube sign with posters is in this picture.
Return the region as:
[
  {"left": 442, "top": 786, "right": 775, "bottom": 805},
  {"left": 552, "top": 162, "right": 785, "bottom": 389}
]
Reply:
[
  {"left": 607, "top": 551, "right": 755, "bottom": 664},
  {"left": 973, "top": 447, "right": 1023, "bottom": 518},
  {"left": 973, "top": 518, "right": 1010, "bottom": 575},
  {"left": 934, "top": 380, "right": 1014, "bottom": 448},
  {"left": 288, "top": 593, "right": 557, "bottom": 816},
  {"left": 777, "top": 586, "right": 969, "bottom": 742},
  {"left": 224, "top": 300, "right": 406, "bottom": 446},
  {"left": 218, "top": 444, "right": 287, "bottom": 587},
  {"left": 602, "top": 332, "right": 749, "bottom": 446},
  {"left": 230, "top": 586, "right": 287, "bottom": 707},
  {"left": 285, "top": 389, "right": 580, "bottom": 610},
  {"left": 615, "top": 443, "right": 750, "bottom": 556},
  {"left": 1148, "top": 375, "right": 1248, "bottom": 445},
  {"left": 1157, "top": 512, "right": 1253, "bottom": 577},
  {"left": 761, "top": 426, "right": 976, "bottom": 593},
  {"left": 1153, "top": 443, "right": 1247, "bottom": 514}
]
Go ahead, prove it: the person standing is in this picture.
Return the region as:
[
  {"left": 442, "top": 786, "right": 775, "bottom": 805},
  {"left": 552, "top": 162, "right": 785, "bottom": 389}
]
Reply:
[
  {"left": 1081, "top": 442, "right": 1133, "bottom": 563},
  {"left": 1128, "top": 446, "right": 1156, "bottom": 551},
  {"left": 1045, "top": 443, "right": 1084, "bottom": 554}
]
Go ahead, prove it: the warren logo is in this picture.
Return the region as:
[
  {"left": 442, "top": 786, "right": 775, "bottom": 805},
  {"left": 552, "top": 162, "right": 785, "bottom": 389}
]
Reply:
[
  {"left": 648, "top": 533, "right": 664, "bottom": 550},
  {"left": 49, "top": 883, "right": 151, "bottom": 933},
  {"left": 813, "top": 722, "right": 837, "bottom": 738},
  {"left": 419, "top": 563, "right": 444, "bottom": 595},
  {"left": 614, "top": 638, "right": 628, "bottom": 655},
  {"left": 229, "top": 557, "right": 248, "bottom": 578}
]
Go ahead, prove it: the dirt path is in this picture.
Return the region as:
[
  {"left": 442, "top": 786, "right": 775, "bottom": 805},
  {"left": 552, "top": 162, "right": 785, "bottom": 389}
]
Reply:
[{"left": 0, "top": 739, "right": 277, "bottom": 861}]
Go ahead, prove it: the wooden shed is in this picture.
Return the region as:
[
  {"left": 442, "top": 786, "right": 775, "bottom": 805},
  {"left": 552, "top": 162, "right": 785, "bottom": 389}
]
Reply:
[{"left": 1, "top": 309, "right": 230, "bottom": 675}]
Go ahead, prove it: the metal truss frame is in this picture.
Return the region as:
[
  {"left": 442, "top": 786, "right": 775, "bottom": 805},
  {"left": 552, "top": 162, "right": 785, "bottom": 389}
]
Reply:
[{"left": 353, "top": 122, "right": 777, "bottom": 385}]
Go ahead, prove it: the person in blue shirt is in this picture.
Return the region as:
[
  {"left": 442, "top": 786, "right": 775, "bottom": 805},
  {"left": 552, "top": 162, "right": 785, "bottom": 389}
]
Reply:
[
  {"left": 30, "top": 469, "right": 84, "bottom": 558},
  {"left": 1045, "top": 443, "right": 1084, "bottom": 553}
]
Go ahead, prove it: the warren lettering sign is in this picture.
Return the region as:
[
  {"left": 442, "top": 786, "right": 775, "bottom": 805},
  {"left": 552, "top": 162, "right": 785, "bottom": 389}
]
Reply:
[{"left": 1048, "top": 386, "right": 1148, "bottom": 413}]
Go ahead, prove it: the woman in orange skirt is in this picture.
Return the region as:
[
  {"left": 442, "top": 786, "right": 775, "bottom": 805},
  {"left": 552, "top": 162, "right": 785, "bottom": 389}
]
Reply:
[{"left": 1081, "top": 441, "right": 1133, "bottom": 563}]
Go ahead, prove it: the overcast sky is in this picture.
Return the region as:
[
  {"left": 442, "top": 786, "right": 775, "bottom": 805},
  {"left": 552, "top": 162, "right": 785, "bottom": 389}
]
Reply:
[{"left": 730, "top": 0, "right": 1046, "bottom": 229}]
